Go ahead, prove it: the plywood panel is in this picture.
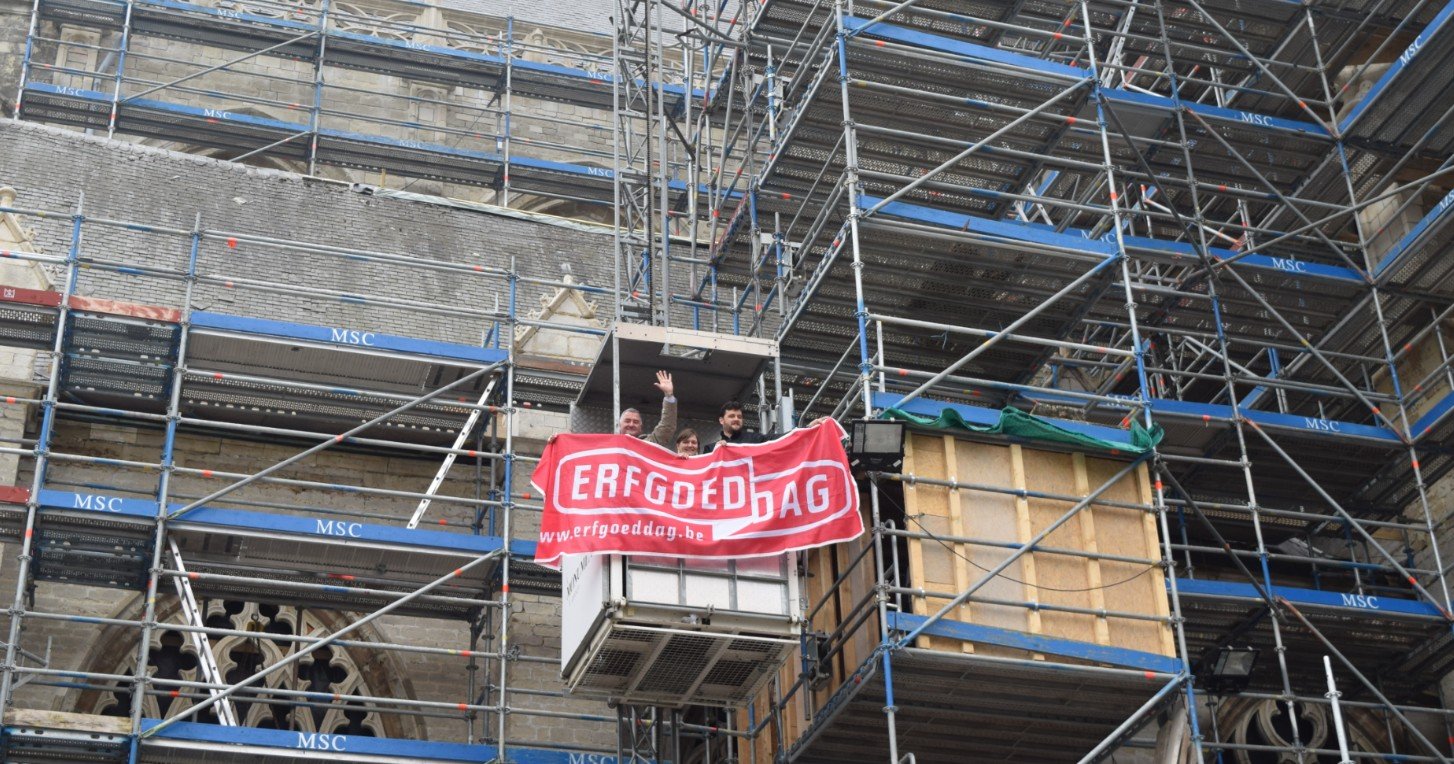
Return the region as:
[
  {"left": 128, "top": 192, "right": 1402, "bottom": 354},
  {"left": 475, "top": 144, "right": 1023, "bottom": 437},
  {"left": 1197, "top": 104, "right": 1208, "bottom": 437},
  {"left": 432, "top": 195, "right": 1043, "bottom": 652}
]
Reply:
[
  {"left": 1093, "top": 460, "right": 1174, "bottom": 656},
  {"left": 903, "top": 433, "right": 956, "bottom": 651},
  {"left": 1022, "top": 447, "right": 1098, "bottom": 643},
  {"left": 1073, "top": 453, "right": 1112, "bottom": 646},
  {"left": 941, "top": 436, "right": 973, "bottom": 654},
  {"left": 957, "top": 440, "right": 1029, "bottom": 641},
  {"left": 902, "top": 434, "right": 1172, "bottom": 661}
]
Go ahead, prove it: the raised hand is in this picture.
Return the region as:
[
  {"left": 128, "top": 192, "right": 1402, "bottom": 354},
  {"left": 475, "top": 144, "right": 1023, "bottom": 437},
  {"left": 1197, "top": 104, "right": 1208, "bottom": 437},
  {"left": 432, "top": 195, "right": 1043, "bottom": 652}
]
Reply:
[{"left": 655, "top": 370, "right": 674, "bottom": 398}]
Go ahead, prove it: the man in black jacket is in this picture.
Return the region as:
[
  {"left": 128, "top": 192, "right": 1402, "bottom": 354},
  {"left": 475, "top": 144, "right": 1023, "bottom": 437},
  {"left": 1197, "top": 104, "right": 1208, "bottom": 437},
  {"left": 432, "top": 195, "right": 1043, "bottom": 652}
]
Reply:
[{"left": 705, "top": 399, "right": 769, "bottom": 453}]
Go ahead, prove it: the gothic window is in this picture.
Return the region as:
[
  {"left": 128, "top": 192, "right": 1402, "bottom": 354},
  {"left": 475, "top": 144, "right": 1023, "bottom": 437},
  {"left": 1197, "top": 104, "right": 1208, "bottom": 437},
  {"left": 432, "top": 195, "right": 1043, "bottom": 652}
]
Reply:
[
  {"left": 1220, "top": 698, "right": 1382, "bottom": 764},
  {"left": 330, "top": 1, "right": 418, "bottom": 39},
  {"left": 81, "top": 600, "right": 403, "bottom": 738}
]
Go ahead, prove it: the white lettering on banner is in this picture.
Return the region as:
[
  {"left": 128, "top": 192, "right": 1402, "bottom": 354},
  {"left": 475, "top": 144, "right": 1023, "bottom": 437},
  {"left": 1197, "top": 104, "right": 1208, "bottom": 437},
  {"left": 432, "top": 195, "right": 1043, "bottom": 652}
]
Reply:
[
  {"left": 569, "top": 754, "right": 612, "bottom": 764},
  {"left": 1438, "top": 188, "right": 1454, "bottom": 213},
  {"left": 644, "top": 471, "right": 666, "bottom": 504},
  {"left": 777, "top": 482, "right": 802, "bottom": 517},
  {"left": 551, "top": 450, "right": 853, "bottom": 541},
  {"left": 329, "top": 328, "right": 376, "bottom": 346},
  {"left": 296, "top": 733, "right": 346, "bottom": 751},
  {"left": 671, "top": 480, "right": 694, "bottom": 509},
  {"left": 573, "top": 463, "right": 592, "bottom": 501},
  {"left": 1303, "top": 418, "right": 1341, "bottom": 433},
  {"left": 74, "top": 494, "right": 123, "bottom": 512},
  {"left": 315, "top": 519, "right": 362, "bottom": 537},
  {"left": 768, "top": 475, "right": 835, "bottom": 517},
  {"left": 806, "top": 474, "right": 830, "bottom": 513},
  {"left": 1400, "top": 35, "right": 1424, "bottom": 66},
  {"left": 1340, "top": 593, "right": 1380, "bottom": 610},
  {"left": 595, "top": 463, "right": 618, "bottom": 498},
  {"left": 533, "top": 422, "right": 863, "bottom": 567},
  {"left": 1102, "top": 393, "right": 1137, "bottom": 410}
]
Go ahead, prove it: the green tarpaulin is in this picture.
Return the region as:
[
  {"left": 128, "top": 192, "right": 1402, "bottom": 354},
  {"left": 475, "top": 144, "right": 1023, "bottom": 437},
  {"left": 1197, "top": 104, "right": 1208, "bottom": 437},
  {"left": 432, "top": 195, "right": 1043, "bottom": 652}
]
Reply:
[{"left": 880, "top": 406, "right": 1162, "bottom": 455}]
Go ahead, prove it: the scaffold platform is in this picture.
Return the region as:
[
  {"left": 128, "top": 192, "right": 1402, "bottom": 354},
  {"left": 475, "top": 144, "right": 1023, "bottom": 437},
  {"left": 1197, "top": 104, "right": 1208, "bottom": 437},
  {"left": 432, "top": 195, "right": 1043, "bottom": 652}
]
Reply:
[
  {"left": 1176, "top": 579, "right": 1454, "bottom": 702},
  {"left": 784, "top": 643, "right": 1178, "bottom": 764}
]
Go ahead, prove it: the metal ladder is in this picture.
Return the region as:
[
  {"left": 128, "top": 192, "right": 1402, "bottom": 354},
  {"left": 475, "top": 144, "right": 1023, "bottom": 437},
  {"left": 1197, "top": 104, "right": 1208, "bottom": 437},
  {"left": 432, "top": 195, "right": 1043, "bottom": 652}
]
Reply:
[{"left": 168, "top": 538, "right": 239, "bottom": 726}]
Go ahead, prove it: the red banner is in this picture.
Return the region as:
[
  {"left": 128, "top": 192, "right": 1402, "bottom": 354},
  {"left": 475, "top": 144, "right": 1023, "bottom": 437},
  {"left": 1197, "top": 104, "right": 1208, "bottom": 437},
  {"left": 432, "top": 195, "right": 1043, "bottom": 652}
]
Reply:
[{"left": 532, "top": 419, "right": 862, "bottom": 568}]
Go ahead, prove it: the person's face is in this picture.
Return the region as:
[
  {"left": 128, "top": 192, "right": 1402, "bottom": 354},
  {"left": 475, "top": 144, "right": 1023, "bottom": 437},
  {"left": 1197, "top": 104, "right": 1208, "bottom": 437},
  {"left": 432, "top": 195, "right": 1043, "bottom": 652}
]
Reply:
[
  {"left": 719, "top": 408, "right": 744, "bottom": 435},
  {"left": 618, "top": 410, "right": 643, "bottom": 436},
  {"left": 677, "top": 435, "right": 699, "bottom": 456}
]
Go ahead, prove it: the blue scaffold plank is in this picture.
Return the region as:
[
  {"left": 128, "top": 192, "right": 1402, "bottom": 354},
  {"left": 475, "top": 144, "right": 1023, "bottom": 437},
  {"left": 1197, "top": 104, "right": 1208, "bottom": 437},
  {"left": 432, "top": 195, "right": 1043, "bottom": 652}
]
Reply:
[
  {"left": 1117, "top": 233, "right": 1364, "bottom": 284},
  {"left": 172, "top": 506, "right": 535, "bottom": 557},
  {"left": 25, "top": 82, "right": 310, "bottom": 132},
  {"left": 1373, "top": 187, "right": 1454, "bottom": 281},
  {"left": 189, "top": 311, "right": 507, "bottom": 365},
  {"left": 37, "top": 489, "right": 157, "bottom": 517},
  {"left": 863, "top": 195, "right": 1364, "bottom": 286},
  {"left": 1146, "top": 398, "right": 1401, "bottom": 444},
  {"left": 34, "top": 489, "right": 537, "bottom": 557},
  {"left": 1339, "top": 0, "right": 1454, "bottom": 134},
  {"left": 841, "top": 16, "right": 1328, "bottom": 138},
  {"left": 1410, "top": 388, "right": 1454, "bottom": 442},
  {"left": 141, "top": 720, "right": 614, "bottom": 763},
  {"left": 870, "top": 391, "right": 1142, "bottom": 449},
  {"left": 1005, "top": 392, "right": 1400, "bottom": 445},
  {"left": 1174, "top": 578, "right": 1444, "bottom": 619},
  {"left": 1103, "top": 86, "right": 1329, "bottom": 139},
  {"left": 887, "top": 611, "right": 1183, "bottom": 674},
  {"left": 1238, "top": 356, "right": 1280, "bottom": 411},
  {"left": 841, "top": 15, "right": 1085, "bottom": 81},
  {"left": 859, "top": 195, "right": 1119, "bottom": 257}
]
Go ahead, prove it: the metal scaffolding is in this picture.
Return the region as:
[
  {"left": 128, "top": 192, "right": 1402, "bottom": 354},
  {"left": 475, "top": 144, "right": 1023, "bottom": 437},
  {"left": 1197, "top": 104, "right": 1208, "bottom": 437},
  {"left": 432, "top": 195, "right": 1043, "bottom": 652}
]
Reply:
[
  {"left": 695, "top": 0, "right": 1454, "bottom": 760},
  {"left": 7, "top": 0, "right": 1454, "bottom": 760},
  {"left": 12, "top": 0, "right": 687, "bottom": 206},
  {"left": 0, "top": 193, "right": 630, "bottom": 762}
]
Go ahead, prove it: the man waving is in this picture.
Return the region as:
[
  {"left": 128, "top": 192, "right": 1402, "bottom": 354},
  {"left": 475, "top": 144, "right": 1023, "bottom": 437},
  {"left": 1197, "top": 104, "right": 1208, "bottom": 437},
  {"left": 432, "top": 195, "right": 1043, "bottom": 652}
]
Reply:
[{"left": 615, "top": 371, "right": 677, "bottom": 448}]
